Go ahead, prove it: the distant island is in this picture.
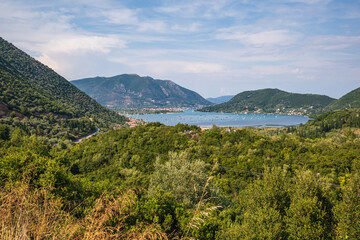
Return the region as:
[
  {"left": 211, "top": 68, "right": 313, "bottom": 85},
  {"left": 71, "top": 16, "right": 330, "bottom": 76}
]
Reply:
[{"left": 199, "top": 88, "right": 336, "bottom": 116}]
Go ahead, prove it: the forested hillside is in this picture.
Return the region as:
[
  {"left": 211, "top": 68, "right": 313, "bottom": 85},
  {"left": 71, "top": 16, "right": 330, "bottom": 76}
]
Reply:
[
  {"left": 325, "top": 87, "right": 360, "bottom": 111},
  {"left": 0, "top": 37, "right": 127, "bottom": 141},
  {"left": 289, "top": 108, "right": 360, "bottom": 138},
  {"left": 200, "top": 88, "right": 335, "bottom": 115}
]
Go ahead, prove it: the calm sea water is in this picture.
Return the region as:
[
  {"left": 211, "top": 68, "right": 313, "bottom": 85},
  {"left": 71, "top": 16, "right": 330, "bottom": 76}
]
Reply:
[{"left": 129, "top": 109, "right": 309, "bottom": 128}]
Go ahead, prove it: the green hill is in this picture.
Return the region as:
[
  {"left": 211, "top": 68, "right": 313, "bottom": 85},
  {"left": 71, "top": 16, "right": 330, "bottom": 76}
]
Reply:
[
  {"left": 324, "top": 87, "right": 360, "bottom": 111},
  {"left": 0, "top": 37, "right": 127, "bottom": 141},
  {"left": 72, "top": 74, "right": 212, "bottom": 109},
  {"left": 199, "top": 88, "right": 335, "bottom": 115},
  {"left": 289, "top": 108, "right": 360, "bottom": 138}
]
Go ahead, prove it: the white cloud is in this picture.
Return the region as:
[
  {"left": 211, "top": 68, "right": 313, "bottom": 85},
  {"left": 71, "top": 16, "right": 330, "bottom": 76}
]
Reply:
[
  {"left": 103, "top": 9, "right": 139, "bottom": 25},
  {"left": 100, "top": 7, "right": 171, "bottom": 33},
  {"left": 157, "top": 0, "right": 232, "bottom": 18},
  {"left": 39, "top": 35, "right": 127, "bottom": 54},
  {"left": 286, "top": 0, "right": 329, "bottom": 4},
  {"left": 0, "top": 0, "right": 129, "bottom": 74},
  {"left": 31, "top": 34, "right": 127, "bottom": 76},
  {"left": 251, "top": 65, "right": 303, "bottom": 76},
  {"left": 138, "top": 20, "right": 167, "bottom": 32},
  {"left": 171, "top": 23, "right": 201, "bottom": 32},
  {"left": 36, "top": 54, "right": 60, "bottom": 72},
  {"left": 217, "top": 29, "right": 300, "bottom": 46},
  {"left": 309, "top": 35, "right": 360, "bottom": 50},
  {"left": 180, "top": 62, "right": 224, "bottom": 74},
  {"left": 100, "top": 6, "right": 202, "bottom": 34},
  {"left": 110, "top": 58, "right": 224, "bottom": 75}
]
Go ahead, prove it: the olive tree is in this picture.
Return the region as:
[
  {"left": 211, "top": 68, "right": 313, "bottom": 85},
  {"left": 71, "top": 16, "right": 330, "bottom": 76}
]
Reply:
[{"left": 148, "top": 151, "right": 209, "bottom": 208}]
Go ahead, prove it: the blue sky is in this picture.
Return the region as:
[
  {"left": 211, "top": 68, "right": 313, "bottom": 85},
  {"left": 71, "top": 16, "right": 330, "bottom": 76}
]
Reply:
[{"left": 1, "top": 0, "right": 359, "bottom": 98}]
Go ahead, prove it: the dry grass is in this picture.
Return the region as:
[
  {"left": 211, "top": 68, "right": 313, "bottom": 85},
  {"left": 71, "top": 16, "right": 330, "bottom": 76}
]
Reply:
[
  {"left": 0, "top": 183, "right": 79, "bottom": 240},
  {"left": 0, "top": 183, "right": 167, "bottom": 240},
  {"left": 83, "top": 189, "right": 167, "bottom": 240}
]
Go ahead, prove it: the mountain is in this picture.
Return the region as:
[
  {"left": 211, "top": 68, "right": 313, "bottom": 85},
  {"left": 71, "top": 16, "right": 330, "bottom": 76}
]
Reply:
[
  {"left": 0, "top": 37, "right": 126, "bottom": 140},
  {"left": 324, "top": 87, "right": 360, "bottom": 111},
  {"left": 199, "top": 88, "right": 336, "bottom": 115},
  {"left": 207, "top": 95, "right": 235, "bottom": 104},
  {"left": 71, "top": 75, "right": 212, "bottom": 109}
]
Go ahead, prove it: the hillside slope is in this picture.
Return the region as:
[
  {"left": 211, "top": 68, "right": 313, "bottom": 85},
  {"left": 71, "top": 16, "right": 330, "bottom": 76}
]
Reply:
[
  {"left": 324, "top": 87, "right": 360, "bottom": 111},
  {"left": 0, "top": 37, "right": 127, "bottom": 141},
  {"left": 0, "top": 37, "right": 125, "bottom": 124},
  {"left": 72, "top": 74, "right": 212, "bottom": 109},
  {"left": 199, "top": 88, "right": 335, "bottom": 115},
  {"left": 290, "top": 108, "right": 360, "bottom": 138}
]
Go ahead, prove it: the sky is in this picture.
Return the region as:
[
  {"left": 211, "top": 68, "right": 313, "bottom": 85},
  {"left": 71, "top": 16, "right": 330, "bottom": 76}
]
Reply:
[{"left": 0, "top": 0, "right": 360, "bottom": 98}]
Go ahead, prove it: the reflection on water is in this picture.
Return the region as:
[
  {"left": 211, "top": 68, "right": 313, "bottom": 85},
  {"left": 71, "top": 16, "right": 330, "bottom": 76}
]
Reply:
[{"left": 129, "top": 109, "right": 309, "bottom": 128}]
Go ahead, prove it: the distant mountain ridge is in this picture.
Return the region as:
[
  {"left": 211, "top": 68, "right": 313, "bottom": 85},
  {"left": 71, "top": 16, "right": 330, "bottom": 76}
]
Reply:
[
  {"left": 72, "top": 74, "right": 212, "bottom": 109},
  {"left": 207, "top": 95, "right": 235, "bottom": 104},
  {"left": 199, "top": 88, "right": 336, "bottom": 115}
]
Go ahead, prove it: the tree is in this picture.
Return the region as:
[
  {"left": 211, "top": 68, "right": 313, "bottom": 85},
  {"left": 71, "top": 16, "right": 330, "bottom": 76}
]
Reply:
[
  {"left": 285, "top": 170, "right": 335, "bottom": 239},
  {"left": 142, "top": 190, "right": 186, "bottom": 236},
  {"left": 235, "top": 166, "right": 291, "bottom": 239},
  {"left": 335, "top": 173, "right": 360, "bottom": 239},
  {"left": 0, "top": 124, "right": 10, "bottom": 140},
  {"left": 148, "top": 151, "right": 209, "bottom": 208}
]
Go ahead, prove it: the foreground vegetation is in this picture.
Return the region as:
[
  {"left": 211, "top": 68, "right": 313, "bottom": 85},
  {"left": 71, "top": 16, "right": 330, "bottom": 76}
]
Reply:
[{"left": 1, "top": 109, "right": 360, "bottom": 239}]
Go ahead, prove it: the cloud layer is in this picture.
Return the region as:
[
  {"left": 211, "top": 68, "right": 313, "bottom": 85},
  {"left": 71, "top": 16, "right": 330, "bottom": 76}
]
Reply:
[{"left": 0, "top": 0, "right": 359, "bottom": 98}]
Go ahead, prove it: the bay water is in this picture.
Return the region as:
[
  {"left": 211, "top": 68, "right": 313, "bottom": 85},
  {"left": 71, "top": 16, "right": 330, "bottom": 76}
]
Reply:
[{"left": 129, "top": 109, "right": 309, "bottom": 128}]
